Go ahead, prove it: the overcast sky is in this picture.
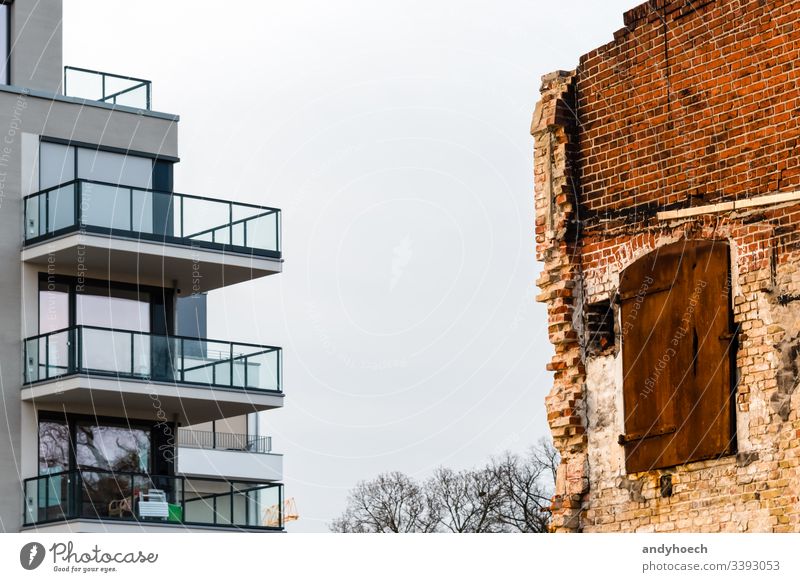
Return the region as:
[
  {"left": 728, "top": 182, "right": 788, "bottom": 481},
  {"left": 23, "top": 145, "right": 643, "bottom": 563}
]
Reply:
[{"left": 65, "top": 0, "right": 636, "bottom": 532}]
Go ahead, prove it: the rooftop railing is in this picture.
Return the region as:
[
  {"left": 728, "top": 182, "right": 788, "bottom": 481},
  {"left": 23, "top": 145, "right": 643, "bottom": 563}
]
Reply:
[
  {"left": 23, "top": 179, "right": 282, "bottom": 258},
  {"left": 64, "top": 66, "right": 152, "bottom": 110},
  {"left": 178, "top": 429, "right": 273, "bottom": 454},
  {"left": 23, "top": 326, "right": 282, "bottom": 393},
  {"left": 23, "top": 469, "right": 283, "bottom": 529}
]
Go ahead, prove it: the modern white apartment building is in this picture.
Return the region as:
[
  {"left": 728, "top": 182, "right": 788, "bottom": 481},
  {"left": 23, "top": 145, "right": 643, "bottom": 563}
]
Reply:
[{"left": 0, "top": 0, "right": 285, "bottom": 532}]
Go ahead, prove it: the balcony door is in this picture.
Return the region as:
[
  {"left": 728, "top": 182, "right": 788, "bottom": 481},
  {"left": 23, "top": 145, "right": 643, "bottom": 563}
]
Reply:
[
  {"left": 36, "top": 141, "right": 174, "bottom": 238},
  {"left": 76, "top": 283, "right": 152, "bottom": 377},
  {"left": 37, "top": 274, "right": 174, "bottom": 379},
  {"left": 36, "top": 414, "right": 176, "bottom": 522}
]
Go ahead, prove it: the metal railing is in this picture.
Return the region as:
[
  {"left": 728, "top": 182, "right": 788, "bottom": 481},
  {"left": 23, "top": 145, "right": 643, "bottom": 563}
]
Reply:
[
  {"left": 23, "top": 326, "right": 282, "bottom": 393},
  {"left": 178, "top": 429, "right": 272, "bottom": 454},
  {"left": 23, "top": 468, "right": 283, "bottom": 529},
  {"left": 64, "top": 66, "right": 152, "bottom": 110},
  {"left": 23, "top": 179, "right": 282, "bottom": 258}
]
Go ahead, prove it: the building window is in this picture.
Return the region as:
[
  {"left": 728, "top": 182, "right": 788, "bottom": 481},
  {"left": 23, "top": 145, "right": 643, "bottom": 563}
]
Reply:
[
  {"left": 37, "top": 274, "right": 172, "bottom": 336},
  {"left": 0, "top": 4, "right": 9, "bottom": 85},
  {"left": 38, "top": 420, "right": 70, "bottom": 474},
  {"left": 618, "top": 241, "right": 737, "bottom": 473},
  {"left": 39, "top": 141, "right": 157, "bottom": 191},
  {"left": 37, "top": 413, "right": 175, "bottom": 476},
  {"left": 75, "top": 422, "right": 151, "bottom": 473}
]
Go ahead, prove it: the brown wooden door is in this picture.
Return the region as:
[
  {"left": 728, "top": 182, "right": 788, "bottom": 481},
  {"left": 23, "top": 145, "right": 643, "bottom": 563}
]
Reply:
[{"left": 619, "top": 241, "right": 734, "bottom": 473}]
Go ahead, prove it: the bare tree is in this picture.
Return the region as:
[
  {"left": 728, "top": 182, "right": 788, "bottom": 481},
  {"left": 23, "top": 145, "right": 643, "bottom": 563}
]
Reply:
[
  {"left": 331, "top": 439, "right": 559, "bottom": 533},
  {"left": 489, "top": 438, "right": 558, "bottom": 533},
  {"left": 426, "top": 467, "right": 505, "bottom": 532},
  {"left": 330, "top": 471, "right": 438, "bottom": 532}
]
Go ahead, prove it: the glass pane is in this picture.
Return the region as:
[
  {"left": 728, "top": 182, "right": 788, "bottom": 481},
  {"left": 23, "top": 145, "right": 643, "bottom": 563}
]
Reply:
[
  {"left": 150, "top": 335, "right": 177, "bottom": 383},
  {"left": 81, "top": 328, "right": 132, "bottom": 374},
  {"left": 184, "top": 497, "right": 214, "bottom": 524},
  {"left": 64, "top": 68, "right": 103, "bottom": 101},
  {"left": 76, "top": 293, "right": 150, "bottom": 332},
  {"left": 112, "top": 84, "right": 148, "bottom": 109},
  {"left": 151, "top": 190, "right": 176, "bottom": 237},
  {"left": 256, "top": 485, "right": 283, "bottom": 528},
  {"left": 132, "top": 333, "right": 151, "bottom": 377},
  {"left": 79, "top": 471, "right": 133, "bottom": 519},
  {"left": 182, "top": 198, "right": 230, "bottom": 241},
  {"left": 231, "top": 221, "right": 245, "bottom": 247},
  {"left": 39, "top": 288, "right": 69, "bottom": 333},
  {"left": 75, "top": 424, "right": 150, "bottom": 472},
  {"left": 48, "top": 185, "right": 76, "bottom": 232},
  {"left": 244, "top": 212, "right": 279, "bottom": 252},
  {"left": 39, "top": 420, "right": 70, "bottom": 474},
  {"left": 237, "top": 347, "right": 280, "bottom": 391},
  {"left": 80, "top": 182, "right": 130, "bottom": 231},
  {"left": 181, "top": 340, "right": 231, "bottom": 386},
  {"left": 131, "top": 188, "right": 153, "bottom": 233},
  {"left": 77, "top": 148, "right": 153, "bottom": 189},
  {"left": 39, "top": 142, "right": 75, "bottom": 190},
  {"left": 31, "top": 474, "right": 69, "bottom": 522},
  {"left": 45, "top": 330, "right": 70, "bottom": 378}
]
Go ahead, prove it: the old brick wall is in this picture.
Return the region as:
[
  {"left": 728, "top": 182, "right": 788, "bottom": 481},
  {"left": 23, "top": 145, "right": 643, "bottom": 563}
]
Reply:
[{"left": 533, "top": 0, "right": 800, "bottom": 532}]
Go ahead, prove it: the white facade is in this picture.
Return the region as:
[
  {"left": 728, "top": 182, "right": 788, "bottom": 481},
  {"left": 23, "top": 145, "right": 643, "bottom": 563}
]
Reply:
[{"left": 0, "top": 0, "right": 285, "bottom": 532}]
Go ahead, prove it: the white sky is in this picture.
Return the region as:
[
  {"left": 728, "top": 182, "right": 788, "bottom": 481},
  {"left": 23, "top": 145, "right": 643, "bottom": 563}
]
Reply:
[{"left": 64, "top": 0, "right": 637, "bottom": 532}]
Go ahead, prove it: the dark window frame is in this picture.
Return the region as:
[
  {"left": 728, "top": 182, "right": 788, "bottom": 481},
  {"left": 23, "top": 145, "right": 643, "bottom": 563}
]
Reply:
[{"left": 0, "top": 2, "right": 10, "bottom": 85}]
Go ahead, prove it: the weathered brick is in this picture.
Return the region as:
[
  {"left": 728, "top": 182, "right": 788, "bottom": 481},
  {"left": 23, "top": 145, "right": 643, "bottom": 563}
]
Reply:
[{"left": 533, "top": 0, "right": 800, "bottom": 533}]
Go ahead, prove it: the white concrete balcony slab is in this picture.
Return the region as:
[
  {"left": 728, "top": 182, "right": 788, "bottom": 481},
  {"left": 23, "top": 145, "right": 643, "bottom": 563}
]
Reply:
[
  {"left": 177, "top": 448, "right": 283, "bottom": 482},
  {"left": 176, "top": 429, "right": 282, "bottom": 481}
]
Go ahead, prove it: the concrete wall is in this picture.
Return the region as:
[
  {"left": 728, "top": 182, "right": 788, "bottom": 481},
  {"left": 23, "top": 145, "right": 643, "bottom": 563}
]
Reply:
[{"left": 10, "top": 0, "right": 63, "bottom": 93}]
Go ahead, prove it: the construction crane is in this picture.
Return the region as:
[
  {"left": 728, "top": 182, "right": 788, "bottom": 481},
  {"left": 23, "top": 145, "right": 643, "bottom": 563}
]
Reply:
[{"left": 262, "top": 498, "right": 299, "bottom": 527}]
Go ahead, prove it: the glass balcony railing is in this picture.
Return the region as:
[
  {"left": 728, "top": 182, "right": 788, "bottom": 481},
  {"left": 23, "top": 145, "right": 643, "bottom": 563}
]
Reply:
[
  {"left": 23, "top": 469, "right": 283, "bottom": 529},
  {"left": 23, "top": 179, "right": 282, "bottom": 258},
  {"left": 23, "top": 326, "right": 282, "bottom": 393},
  {"left": 178, "top": 429, "right": 273, "bottom": 454},
  {"left": 64, "top": 66, "right": 152, "bottom": 110}
]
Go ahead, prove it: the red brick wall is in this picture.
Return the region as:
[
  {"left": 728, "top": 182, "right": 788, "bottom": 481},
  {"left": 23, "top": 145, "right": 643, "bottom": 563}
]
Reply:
[
  {"left": 576, "top": 0, "right": 800, "bottom": 218},
  {"left": 533, "top": 0, "right": 800, "bottom": 532}
]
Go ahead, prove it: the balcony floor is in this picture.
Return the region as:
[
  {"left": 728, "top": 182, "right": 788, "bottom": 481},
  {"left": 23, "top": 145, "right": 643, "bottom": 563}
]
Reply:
[
  {"left": 21, "top": 519, "right": 282, "bottom": 533},
  {"left": 22, "top": 375, "right": 284, "bottom": 425},
  {"left": 22, "top": 232, "right": 282, "bottom": 292}
]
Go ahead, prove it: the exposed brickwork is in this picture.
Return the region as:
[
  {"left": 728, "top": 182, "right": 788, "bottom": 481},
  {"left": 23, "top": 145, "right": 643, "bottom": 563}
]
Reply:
[{"left": 533, "top": 0, "right": 800, "bottom": 532}]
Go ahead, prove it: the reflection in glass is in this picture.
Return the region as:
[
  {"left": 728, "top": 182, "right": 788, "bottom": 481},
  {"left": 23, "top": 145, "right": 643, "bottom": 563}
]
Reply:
[
  {"left": 39, "top": 420, "right": 69, "bottom": 474},
  {"left": 75, "top": 424, "right": 150, "bottom": 472}
]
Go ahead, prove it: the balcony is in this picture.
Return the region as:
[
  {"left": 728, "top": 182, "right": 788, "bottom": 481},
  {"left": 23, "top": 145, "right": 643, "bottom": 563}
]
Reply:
[
  {"left": 21, "top": 326, "right": 284, "bottom": 425},
  {"left": 64, "top": 66, "right": 152, "bottom": 110},
  {"left": 21, "top": 180, "right": 282, "bottom": 292},
  {"left": 23, "top": 469, "right": 284, "bottom": 532},
  {"left": 177, "top": 429, "right": 283, "bottom": 482}
]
